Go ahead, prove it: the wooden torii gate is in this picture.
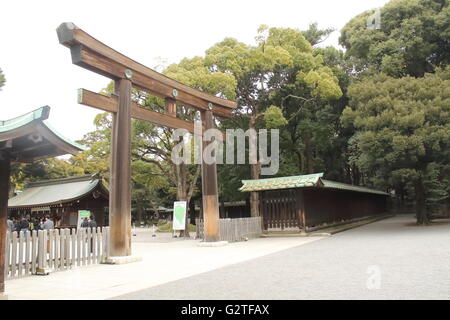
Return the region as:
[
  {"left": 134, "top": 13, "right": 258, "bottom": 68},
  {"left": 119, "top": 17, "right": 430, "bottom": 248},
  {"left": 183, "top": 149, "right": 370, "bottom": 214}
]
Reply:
[{"left": 56, "top": 23, "right": 237, "bottom": 256}]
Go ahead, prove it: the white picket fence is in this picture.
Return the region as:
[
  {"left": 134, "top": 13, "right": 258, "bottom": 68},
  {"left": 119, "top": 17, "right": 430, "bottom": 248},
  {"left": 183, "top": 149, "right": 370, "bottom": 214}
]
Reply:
[
  {"left": 196, "top": 217, "right": 262, "bottom": 242},
  {"left": 4, "top": 227, "right": 110, "bottom": 279}
]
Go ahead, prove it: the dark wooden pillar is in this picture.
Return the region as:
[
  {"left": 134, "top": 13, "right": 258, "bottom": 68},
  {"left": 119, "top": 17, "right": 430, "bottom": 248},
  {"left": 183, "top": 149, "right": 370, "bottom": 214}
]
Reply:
[
  {"left": 98, "top": 207, "right": 105, "bottom": 228},
  {"left": 201, "top": 110, "right": 220, "bottom": 242},
  {"left": 219, "top": 200, "right": 225, "bottom": 218},
  {"left": 109, "top": 78, "right": 132, "bottom": 256},
  {"left": 260, "top": 192, "right": 267, "bottom": 230},
  {"left": 0, "top": 151, "right": 11, "bottom": 296}
]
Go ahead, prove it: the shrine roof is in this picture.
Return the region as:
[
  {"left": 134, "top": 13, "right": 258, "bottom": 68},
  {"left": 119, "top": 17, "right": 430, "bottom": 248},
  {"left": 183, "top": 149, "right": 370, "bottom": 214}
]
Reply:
[
  {"left": 240, "top": 173, "right": 389, "bottom": 196},
  {"left": 0, "top": 106, "right": 85, "bottom": 163},
  {"left": 8, "top": 174, "right": 108, "bottom": 208}
]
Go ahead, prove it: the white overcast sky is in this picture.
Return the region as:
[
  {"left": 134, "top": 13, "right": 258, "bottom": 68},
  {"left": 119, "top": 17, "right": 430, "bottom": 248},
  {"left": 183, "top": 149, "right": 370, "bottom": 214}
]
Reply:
[{"left": 0, "top": 0, "right": 389, "bottom": 141}]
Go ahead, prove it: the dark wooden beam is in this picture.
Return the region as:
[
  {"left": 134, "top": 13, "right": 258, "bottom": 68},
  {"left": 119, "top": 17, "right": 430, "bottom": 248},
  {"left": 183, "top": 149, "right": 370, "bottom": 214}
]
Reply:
[
  {"left": 0, "top": 123, "right": 40, "bottom": 143},
  {"left": 0, "top": 151, "right": 11, "bottom": 297},
  {"left": 57, "top": 23, "right": 236, "bottom": 118},
  {"left": 78, "top": 89, "right": 198, "bottom": 133}
]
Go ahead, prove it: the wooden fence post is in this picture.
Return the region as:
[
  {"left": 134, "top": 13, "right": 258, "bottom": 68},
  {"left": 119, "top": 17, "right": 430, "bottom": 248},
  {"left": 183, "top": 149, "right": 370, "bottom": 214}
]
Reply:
[
  {"left": 71, "top": 229, "right": 76, "bottom": 268},
  {"left": 11, "top": 232, "right": 17, "bottom": 277},
  {"left": 18, "top": 231, "right": 24, "bottom": 277},
  {"left": 4, "top": 232, "right": 10, "bottom": 279},
  {"left": 30, "top": 231, "right": 35, "bottom": 275}
]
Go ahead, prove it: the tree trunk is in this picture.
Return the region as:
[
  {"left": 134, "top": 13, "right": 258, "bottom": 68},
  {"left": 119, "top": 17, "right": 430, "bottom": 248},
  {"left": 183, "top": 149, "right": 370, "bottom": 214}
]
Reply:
[
  {"left": 154, "top": 207, "right": 159, "bottom": 221},
  {"left": 189, "top": 199, "right": 196, "bottom": 225},
  {"left": 176, "top": 161, "right": 201, "bottom": 238},
  {"left": 176, "top": 161, "right": 188, "bottom": 237},
  {"left": 136, "top": 205, "right": 143, "bottom": 227},
  {"left": 352, "top": 164, "right": 360, "bottom": 186},
  {"left": 249, "top": 115, "right": 261, "bottom": 217},
  {"left": 303, "top": 132, "right": 314, "bottom": 174},
  {"left": 414, "top": 176, "right": 428, "bottom": 225},
  {"left": 250, "top": 163, "right": 261, "bottom": 217}
]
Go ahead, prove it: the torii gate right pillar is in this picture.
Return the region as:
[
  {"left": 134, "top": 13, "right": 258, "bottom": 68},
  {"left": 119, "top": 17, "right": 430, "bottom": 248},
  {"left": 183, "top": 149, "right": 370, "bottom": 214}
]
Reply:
[{"left": 201, "top": 110, "right": 220, "bottom": 242}]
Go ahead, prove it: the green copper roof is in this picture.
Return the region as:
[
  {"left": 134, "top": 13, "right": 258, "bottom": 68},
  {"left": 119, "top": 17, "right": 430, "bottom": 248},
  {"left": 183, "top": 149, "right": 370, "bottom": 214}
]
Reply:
[
  {"left": 240, "top": 173, "right": 389, "bottom": 196},
  {"left": 0, "top": 106, "right": 85, "bottom": 162},
  {"left": 8, "top": 174, "right": 107, "bottom": 208},
  {"left": 42, "top": 120, "right": 86, "bottom": 151},
  {"left": 0, "top": 106, "right": 50, "bottom": 133},
  {"left": 240, "top": 173, "right": 324, "bottom": 192}
]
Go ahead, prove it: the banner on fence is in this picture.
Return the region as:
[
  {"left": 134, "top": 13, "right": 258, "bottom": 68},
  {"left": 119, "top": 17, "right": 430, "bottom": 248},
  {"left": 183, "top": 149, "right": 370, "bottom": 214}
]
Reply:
[{"left": 172, "top": 201, "right": 187, "bottom": 230}]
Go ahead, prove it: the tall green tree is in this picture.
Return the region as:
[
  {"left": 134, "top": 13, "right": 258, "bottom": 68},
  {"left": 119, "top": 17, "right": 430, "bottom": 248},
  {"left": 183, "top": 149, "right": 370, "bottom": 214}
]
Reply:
[
  {"left": 270, "top": 45, "right": 349, "bottom": 178},
  {"left": 204, "top": 25, "right": 342, "bottom": 216},
  {"left": 134, "top": 56, "right": 236, "bottom": 232},
  {"left": 340, "top": 0, "right": 450, "bottom": 77},
  {"left": 341, "top": 68, "right": 450, "bottom": 224}
]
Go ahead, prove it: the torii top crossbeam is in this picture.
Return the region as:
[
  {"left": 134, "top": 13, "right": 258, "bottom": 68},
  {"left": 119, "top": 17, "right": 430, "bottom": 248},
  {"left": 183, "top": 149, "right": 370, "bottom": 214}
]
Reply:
[{"left": 56, "top": 22, "right": 237, "bottom": 117}]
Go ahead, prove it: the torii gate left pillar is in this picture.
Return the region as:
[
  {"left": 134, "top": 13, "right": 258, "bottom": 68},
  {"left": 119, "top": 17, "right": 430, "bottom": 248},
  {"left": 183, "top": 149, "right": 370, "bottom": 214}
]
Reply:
[
  {"left": 109, "top": 79, "right": 132, "bottom": 256},
  {"left": 56, "top": 23, "right": 237, "bottom": 255}
]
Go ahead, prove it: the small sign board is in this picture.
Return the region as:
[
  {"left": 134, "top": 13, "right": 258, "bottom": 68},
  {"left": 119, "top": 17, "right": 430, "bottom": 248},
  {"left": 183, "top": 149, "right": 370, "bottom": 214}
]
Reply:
[
  {"left": 172, "top": 201, "right": 187, "bottom": 230},
  {"left": 77, "top": 210, "right": 91, "bottom": 228}
]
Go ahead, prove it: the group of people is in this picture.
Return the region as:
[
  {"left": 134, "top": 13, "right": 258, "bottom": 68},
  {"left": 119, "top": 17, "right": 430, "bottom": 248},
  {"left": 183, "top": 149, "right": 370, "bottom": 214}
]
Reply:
[
  {"left": 6, "top": 215, "right": 98, "bottom": 233},
  {"left": 6, "top": 215, "right": 54, "bottom": 233},
  {"left": 80, "top": 216, "right": 97, "bottom": 229}
]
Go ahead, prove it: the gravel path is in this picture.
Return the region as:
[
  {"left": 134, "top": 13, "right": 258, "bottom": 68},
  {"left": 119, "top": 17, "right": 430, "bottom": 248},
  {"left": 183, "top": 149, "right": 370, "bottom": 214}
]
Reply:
[{"left": 113, "top": 215, "right": 450, "bottom": 300}]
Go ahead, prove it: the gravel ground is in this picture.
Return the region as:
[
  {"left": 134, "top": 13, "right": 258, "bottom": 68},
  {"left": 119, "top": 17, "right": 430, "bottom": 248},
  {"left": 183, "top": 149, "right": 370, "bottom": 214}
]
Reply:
[{"left": 113, "top": 215, "right": 450, "bottom": 300}]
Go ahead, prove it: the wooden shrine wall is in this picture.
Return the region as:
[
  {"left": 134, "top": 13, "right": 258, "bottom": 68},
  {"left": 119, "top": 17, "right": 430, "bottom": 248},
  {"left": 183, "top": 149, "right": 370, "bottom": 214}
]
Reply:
[{"left": 259, "top": 188, "right": 388, "bottom": 230}]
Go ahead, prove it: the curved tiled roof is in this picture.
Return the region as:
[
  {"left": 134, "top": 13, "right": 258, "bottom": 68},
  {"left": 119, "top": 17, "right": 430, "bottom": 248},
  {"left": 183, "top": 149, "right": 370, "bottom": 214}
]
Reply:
[
  {"left": 8, "top": 174, "right": 108, "bottom": 208},
  {"left": 240, "top": 173, "right": 389, "bottom": 196},
  {"left": 0, "top": 106, "right": 85, "bottom": 162}
]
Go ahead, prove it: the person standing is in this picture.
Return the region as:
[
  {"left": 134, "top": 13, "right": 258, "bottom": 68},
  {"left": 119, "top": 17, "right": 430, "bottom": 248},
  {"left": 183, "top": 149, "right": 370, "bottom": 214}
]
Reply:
[
  {"left": 42, "top": 216, "right": 54, "bottom": 230},
  {"left": 80, "top": 217, "right": 89, "bottom": 228},
  {"left": 88, "top": 216, "right": 97, "bottom": 229},
  {"left": 17, "top": 216, "right": 29, "bottom": 232},
  {"left": 87, "top": 216, "right": 97, "bottom": 253},
  {"left": 13, "top": 217, "right": 20, "bottom": 232},
  {"left": 7, "top": 217, "right": 14, "bottom": 232}
]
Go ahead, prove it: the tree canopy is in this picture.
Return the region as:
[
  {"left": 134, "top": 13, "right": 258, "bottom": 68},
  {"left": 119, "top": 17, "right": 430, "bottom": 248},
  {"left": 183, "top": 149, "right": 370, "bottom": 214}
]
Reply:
[
  {"left": 342, "top": 68, "right": 450, "bottom": 223},
  {"left": 340, "top": 0, "right": 450, "bottom": 77}
]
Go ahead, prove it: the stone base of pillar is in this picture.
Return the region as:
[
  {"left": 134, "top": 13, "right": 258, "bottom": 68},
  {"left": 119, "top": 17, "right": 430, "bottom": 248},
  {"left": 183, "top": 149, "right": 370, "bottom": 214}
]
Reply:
[
  {"left": 103, "top": 256, "right": 142, "bottom": 265},
  {"left": 0, "top": 293, "right": 8, "bottom": 300},
  {"left": 197, "top": 241, "right": 228, "bottom": 247}
]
